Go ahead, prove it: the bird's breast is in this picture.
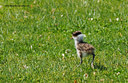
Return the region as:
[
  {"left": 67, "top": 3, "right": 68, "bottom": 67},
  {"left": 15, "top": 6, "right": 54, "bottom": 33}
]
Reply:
[{"left": 76, "top": 49, "right": 88, "bottom": 57}]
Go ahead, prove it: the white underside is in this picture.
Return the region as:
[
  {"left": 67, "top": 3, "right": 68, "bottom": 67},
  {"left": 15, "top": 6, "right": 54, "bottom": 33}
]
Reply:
[
  {"left": 73, "top": 34, "right": 88, "bottom": 58},
  {"left": 76, "top": 49, "right": 88, "bottom": 58}
]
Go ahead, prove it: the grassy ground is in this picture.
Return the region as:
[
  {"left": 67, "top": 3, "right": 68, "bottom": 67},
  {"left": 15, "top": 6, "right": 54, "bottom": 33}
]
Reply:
[{"left": 0, "top": 0, "right": 128, "bottom": 82}]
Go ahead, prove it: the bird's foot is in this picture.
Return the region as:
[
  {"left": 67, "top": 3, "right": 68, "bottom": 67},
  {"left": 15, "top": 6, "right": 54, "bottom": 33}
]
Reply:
[
  {"left": 77, "top": 63, "right": 82, "bottom": 67},
  {"left": 91, "top": 63, "right": 94, "bottom": 69}
]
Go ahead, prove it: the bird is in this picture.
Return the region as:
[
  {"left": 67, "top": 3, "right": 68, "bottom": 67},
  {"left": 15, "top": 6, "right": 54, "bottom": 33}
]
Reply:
[{"left": 71, "top": 31, "right": 96, "bottom": 68}]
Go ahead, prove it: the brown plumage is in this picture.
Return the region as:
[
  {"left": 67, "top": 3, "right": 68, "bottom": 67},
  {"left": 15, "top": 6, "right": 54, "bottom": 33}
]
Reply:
[{"left": 77, "top": 42, "right": 95, "bottom": 54}]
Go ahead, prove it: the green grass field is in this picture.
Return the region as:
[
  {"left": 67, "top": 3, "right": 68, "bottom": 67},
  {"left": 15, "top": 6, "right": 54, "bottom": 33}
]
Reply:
[{"left": 0, "top": 0, "right": 128, "bottom": 82}]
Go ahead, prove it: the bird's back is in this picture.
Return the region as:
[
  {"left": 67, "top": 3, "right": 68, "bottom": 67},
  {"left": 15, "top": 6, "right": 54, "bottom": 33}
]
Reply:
[{"left": 77, "top": 42, "right": 95, "bottom": 54}]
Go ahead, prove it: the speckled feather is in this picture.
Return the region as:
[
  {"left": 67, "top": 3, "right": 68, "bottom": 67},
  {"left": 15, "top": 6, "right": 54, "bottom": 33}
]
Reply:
[{"left": 77, "top": 42, "right": 95, "bottom": 54}]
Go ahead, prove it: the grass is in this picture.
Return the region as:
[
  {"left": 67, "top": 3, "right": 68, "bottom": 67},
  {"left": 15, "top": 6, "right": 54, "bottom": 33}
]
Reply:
[{"left": 0, "top": 0, "right": 128, "bottom": 82}]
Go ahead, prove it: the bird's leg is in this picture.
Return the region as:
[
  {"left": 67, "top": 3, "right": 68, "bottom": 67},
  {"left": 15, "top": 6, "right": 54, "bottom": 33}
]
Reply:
[
  {"left": 80, "top": 52, "right": 83, "bottom": 65},
  {"left": 80, "top": 57, "right": 83, "bottom": 64},
  {"left": 77, "top": 52, "right": 82, "bottom": 67},
  {"left": 91, "top": 53, "right": 95, "bottom": 69}
]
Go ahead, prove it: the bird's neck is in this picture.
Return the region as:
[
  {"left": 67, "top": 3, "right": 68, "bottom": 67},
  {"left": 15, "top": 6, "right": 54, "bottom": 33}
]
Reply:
[{"left": 74, "top": 40, "right": 83, "bottom": 47}]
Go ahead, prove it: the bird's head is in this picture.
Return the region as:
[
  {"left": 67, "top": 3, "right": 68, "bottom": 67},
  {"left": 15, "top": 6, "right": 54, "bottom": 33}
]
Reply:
[{"left": 71, "top": 31, "right": 86, "bottom": 42}]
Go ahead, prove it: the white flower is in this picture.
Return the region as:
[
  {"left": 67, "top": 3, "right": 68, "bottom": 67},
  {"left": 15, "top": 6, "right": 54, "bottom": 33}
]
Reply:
[
  {"left": 16, "top": 14, "right": 18, "bottom": 18},
  {"left": 93, "top": 72, "right": 96, "bottom": 75},
  {"left": 84, "top": 1, "right": 87, "bottom": 4},
  {"left": 90, "top": 18, "right": 93, "bottom": 21},
  {"left": 72, "top": 54, "right": 75, "bottom": 56},
  {"left": 31, "top": 45, "right": 32, "bottom": 49},
  {"left": 12, "top": 31, "right": 16, "bottom": 34},
  {"left": 109, "top": 19, "right": 112, "bottom": 22},
  {"left": 116, "top": 18, "right": 119, "bottom": 21},
  {"left": 89, "top": 13, "right": 91, "bottom": 16},
  {"left": 0, "top": 5, "right": 2, "bottom": 8},
  {"left": 83, "top": 73, "right": 88, "bottom": 79},
  {"left": 97, "top": 0, "right": 100, "bottom": 3},
  {"left": 88, "top": 33, "right": 91, "bottom": 35},
  {"left": 33, "top": 0, "right": 36, "bottom": 4},
  {"left": 16, "top": 53, "right": 18, "bottom": 56},
  {"left": 62, "top": 53, "right": 65, "bottom": 57},
  {"left": 23, "top": 65, "right": 29, "bottom": 69},
  {"left": 63, "top": 72, "right": 65, "bottom": 76},
  {"left": 116, "top": 72, "right": 120, "bottom": 75},
  {"left": 74, "top": 10, "right": 77, "bottom": 14},
  {"left": 61, "top": 15, "right": 63, "bottom": 17},
  {"left": 126, "top": 61, "right": 128, "bottom": 64},
  {"left": 24, "top": 16, "right": 28, "bottom": 18}
]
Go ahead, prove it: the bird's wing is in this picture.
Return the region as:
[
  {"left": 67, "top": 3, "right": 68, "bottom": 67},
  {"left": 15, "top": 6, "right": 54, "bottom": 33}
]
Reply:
[{"left": 77, "top": 43, "right": 95, "bottom": 54}]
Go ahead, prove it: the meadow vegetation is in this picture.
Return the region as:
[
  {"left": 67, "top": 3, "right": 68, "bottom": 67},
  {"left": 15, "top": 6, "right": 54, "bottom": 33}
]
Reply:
[{"left": 0, "top": 0, "right": 128, "bottom": 82}]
